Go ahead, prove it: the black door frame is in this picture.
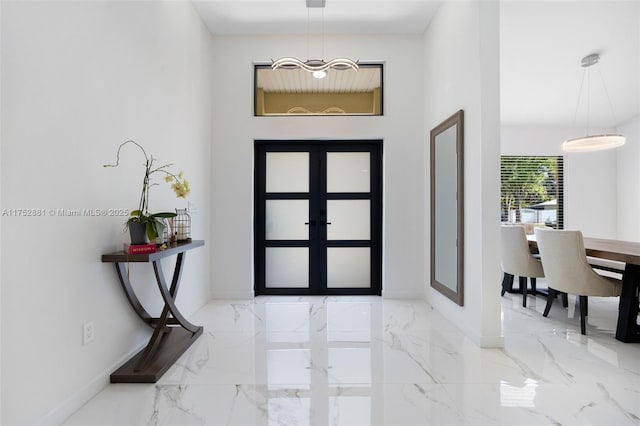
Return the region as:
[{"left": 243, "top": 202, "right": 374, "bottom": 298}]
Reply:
[{"left": 254, "top": 140, "right": 383, "bottom": 296}]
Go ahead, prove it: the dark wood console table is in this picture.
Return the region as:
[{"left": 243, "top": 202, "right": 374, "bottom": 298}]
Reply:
[{"left": 102, "top": 240, "right": 205, "bottom": 383}]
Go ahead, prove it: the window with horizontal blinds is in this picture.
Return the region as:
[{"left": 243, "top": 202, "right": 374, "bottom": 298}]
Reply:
[{"left": 500, "top": 156, "right": 564, "bottom": 229}]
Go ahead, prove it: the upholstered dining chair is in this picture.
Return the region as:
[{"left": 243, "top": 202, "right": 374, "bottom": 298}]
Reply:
[
  {"left": 500, "top": 225, "right": 545, "bottom": 307},
  {"left": 534, "top": 228, "right": 622, "bottom": 335}
]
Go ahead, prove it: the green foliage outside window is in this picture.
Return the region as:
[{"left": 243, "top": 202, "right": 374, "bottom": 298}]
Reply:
[{"left": 500, "top": 156, "right": 562, "bottom": 227}]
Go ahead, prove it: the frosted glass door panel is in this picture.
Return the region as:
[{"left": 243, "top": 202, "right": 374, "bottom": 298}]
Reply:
[
  {"left": 327, "top": 248, "right": 370, "bottom": 288},
  {"left": 326, "top": 153, "right": 370, "bottom": 193},
  {"left": 266, "top": 248, "right": 309, "bottom": 288},
  {"left": 327, "top": 200, "right": 370, "bottom": 240},
  {"left": 266, "top": 200, "right": 309, "bottom": 240},
  {"left": 266, "top": 152, "right": 309, "bottom": 193},
  {"left": 256, "top": 141, "right": 380, "bottom": 295}
]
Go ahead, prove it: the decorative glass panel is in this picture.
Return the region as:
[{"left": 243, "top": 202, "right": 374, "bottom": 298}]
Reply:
[
  {"left": 327, "top": 200, "right": 370, "bottom": 240},
  {"left": 266, "top": 152, "right": 309, "bottom": 193},
  {"left": 266, "top": 247, "right": 309, "bottom": 288},
  {"left": 266, "top": 200, "right": 309, "bottom": 240},
  {"left": 327, "top": 247, "right": 370, "bottom": 288},
  {"left": 327, "top": 152, "right": 370, "bottom": 193}
]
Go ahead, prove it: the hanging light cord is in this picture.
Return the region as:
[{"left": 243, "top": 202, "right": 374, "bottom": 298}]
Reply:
[
  {"left": 586, "top": 66, "right": 591, "bottom": 136},
  {"left": 306, "top": 7, "right": 310, "bottom": 61},
  {"left": 572, "top": 68, "right": 588, "bottom": 135},
  {"left": 597, "top": 64, "right": 619, "bottom": 126},
  {"left": 562, "top": 53, "right": 626, "bottom": 152},
  {"left": 321, "top": 7, "right": 325, "bottom": 60},
  {"left": 271, "top": 0, "right": 359, "bottom": 74},
  {"left": 572, "top": 58, "right": 619, "bottom": 137}
]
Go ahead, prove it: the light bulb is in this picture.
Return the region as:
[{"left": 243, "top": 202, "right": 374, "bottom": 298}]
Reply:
[{"left": 312, "top": 70, "right": 327, "bottom": 79}]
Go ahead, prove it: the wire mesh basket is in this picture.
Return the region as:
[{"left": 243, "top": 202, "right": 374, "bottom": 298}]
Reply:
[{"left": 174, "top": 208, "right": 191, "bottom": 241}]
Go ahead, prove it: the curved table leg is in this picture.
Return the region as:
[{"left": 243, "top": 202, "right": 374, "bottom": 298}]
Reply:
[
  {"left": 113, "top": 262, "right": 154, "bottom": 328},
  {"left": 104, "top": 240, "right": 205, "bottom": 382},
  {"left": 153, "top": 253, "right": 200, "bottom": 333},
  {"left": 134, "top": 253, "right": 202, "bottom": 371}
]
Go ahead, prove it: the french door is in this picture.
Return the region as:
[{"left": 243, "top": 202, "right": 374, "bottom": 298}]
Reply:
[{"left": 254, "top": 140, "right": 382, "bottom": 295}]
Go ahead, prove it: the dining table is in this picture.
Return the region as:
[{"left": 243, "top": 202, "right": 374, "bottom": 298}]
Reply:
[{"left": 527, "top": 235, "right": 640, "bottom": 343}]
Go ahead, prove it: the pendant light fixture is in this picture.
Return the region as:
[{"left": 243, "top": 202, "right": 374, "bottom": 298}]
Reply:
[
  {"left": 271, "top": 0, "right": 359, "bottom": 79},
  {"left": 562, "top": 53, "right": 625, "bottom": 152}
]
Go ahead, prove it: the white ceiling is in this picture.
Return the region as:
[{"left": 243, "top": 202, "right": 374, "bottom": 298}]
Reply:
[
  {"left": 192, "top": 0, "right": 442, "bottom": 35},
  {"left": 500, "top": 1, "right": 639, "bottom": 127},
  {"left": 192, "top": 0, "right": 640, "bottom": 127}
]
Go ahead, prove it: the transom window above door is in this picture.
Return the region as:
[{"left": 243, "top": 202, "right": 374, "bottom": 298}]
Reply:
[{"left": 254, "top": 63, "right": 383, "bottom": 116}]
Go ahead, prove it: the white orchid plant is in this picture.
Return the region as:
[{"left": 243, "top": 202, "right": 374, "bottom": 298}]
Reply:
[{"left": 104, "top": 140, "right": 190, "bottom": 241}]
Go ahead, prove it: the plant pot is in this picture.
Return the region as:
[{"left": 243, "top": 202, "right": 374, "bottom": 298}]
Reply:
[{"left": 129, "top": 221, "right": 149, "bottom": 245}]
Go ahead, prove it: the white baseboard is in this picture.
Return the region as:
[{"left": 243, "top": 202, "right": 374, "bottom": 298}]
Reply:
[
  {"left": 478, "top": 335, "right": 505, "bottom": 348},
  {"left": 381, "top": 290, "right": 424, "bottom": 299},
  {"left": 425, "top": 290, "right": 505, "bottom": 349},
  {"left": 210, "top": 289, "right": 255, "bottom": 300},
  {"left": 444, "top": 315, "right": 505, "bottom": 349},
  {"left": 35, "top": 343, "right": 145, "bottom": 426}
]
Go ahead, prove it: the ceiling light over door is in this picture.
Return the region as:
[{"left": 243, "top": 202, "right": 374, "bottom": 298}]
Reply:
[{"left": 272, "top": 0, "right": 359, "bottom": 79}]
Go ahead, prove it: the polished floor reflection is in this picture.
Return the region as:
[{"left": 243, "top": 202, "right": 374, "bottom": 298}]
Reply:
[{"left": 65, "top": 290, "right": 640, "bottom": 425}]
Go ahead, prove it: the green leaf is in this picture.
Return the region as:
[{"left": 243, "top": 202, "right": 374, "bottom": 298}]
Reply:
[
  {"left": 145, "top": 221, "right": 159, "bottom": 241},
  {"left": 150, "top": 212, "right": 177, "bottom": 218}
]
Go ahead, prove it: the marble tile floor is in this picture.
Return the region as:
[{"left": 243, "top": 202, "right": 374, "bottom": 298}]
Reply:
[{"left": 65, "top": 284, "right": 640, "bottom": 425}]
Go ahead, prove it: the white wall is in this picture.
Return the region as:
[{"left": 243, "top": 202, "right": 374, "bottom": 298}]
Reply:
[
  {"left": 424, "top": 1, "right": 503, "bottom": 347},
  {"left": 617, "top": 116, "right": 640, "bottom": 241},
  {"left": 210, "top": 34, "right": 426, "bottom": 299},
  {"left": 1, "top": 2, "right": 213, "bottom": 424},
  {"left": 618, "top": 4, "right": 640, "bottom": 241},
  {"left": 0, "top": 3, "right": 3, "bottom": 422},
  {"left": 501, "top": 126, "right": 618, "bottom": 239}
]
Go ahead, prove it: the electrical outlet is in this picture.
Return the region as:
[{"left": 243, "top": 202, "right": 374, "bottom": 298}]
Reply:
[{"left": 83, "top": 321, "right": 95, "bottom": 345}]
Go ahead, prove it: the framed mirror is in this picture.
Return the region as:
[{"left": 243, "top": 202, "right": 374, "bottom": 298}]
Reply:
[
  {"left": 430, "top": 110, "right": 464, "bottom": 306},
  {"left": 254, "top": 63, "right": 383, "bottom": 116}
]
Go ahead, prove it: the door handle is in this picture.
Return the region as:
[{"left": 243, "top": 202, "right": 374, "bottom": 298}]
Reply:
[
  {"left": 321, "top": 220, "right": 332, "bottom": 225},
  {"left": 304, "top": 220, "right": 316, "bottom": 226}
]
